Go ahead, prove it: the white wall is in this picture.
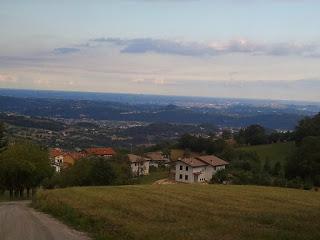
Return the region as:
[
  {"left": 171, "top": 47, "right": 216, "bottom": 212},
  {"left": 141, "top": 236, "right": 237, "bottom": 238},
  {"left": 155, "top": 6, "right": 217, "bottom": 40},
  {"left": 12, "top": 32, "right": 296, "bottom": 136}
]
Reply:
[
  {"left": 131, "top": 161, "right": 150, "bottom": 176},
  {"left": 175, "top": 162, "right": 193, "bottom": 183},
  {"left": 175, "top": 161, "right": 227, "bottom": 183}
]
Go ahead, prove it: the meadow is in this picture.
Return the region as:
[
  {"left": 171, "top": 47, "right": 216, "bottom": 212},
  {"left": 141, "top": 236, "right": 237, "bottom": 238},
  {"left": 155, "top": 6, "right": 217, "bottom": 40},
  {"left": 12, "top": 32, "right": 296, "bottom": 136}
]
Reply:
[
  {"left": 239, "top": 142, "right": 296, "bottom": 165},
  {"left": 33, "top": 184, "right": 320, "bottom": 240}
]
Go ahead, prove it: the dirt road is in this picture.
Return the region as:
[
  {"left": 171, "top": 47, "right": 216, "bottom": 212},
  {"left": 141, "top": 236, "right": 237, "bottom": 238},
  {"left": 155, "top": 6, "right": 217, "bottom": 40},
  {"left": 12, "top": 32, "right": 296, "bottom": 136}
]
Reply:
[{"left": 0, "top": 201, "right": 91, "bottom": 240}]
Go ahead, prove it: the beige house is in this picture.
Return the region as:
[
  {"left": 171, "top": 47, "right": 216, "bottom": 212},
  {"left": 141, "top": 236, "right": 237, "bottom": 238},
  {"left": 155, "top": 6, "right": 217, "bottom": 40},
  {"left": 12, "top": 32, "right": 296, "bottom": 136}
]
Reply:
[
  {"left": 128, "top": 154, "right": 150, "bottom": 176},
  {"left": 145, "top": 151, "right": 170, "bottom": 168},
  {"left": 175, "top": 155, "right": 229, "bottom": 183}
]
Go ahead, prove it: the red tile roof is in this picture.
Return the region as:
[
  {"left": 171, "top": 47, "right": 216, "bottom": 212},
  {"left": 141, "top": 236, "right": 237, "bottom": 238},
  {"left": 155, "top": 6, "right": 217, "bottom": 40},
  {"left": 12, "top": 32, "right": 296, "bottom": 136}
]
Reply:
[
  {"left": 85, "top": 147, "right": 116, "bottom": 156},
  {"left": 178, "top": 157, "right": 207, "bottom": 167},
  {"left": 50, "top": 148, "right": 63, "bottom": 157},
  {"left": 177, "top": 155, "right": 229, "bottom": 168},
  {"left": 67, "top": 152, "right": 87, "bottom": 160},
  {"left": 196, "top": 155, "right": 229, "bottom": 167}
]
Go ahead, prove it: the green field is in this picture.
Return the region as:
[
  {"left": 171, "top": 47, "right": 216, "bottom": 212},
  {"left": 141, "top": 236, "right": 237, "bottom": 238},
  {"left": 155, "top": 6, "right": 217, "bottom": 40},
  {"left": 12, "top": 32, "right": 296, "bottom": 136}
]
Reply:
[
  {"left": 137, "top": 168, "right": 169, "bottom": 184},
  {"left": 33, "top": 185, "right": 320, "bottom": 240},
  {"left": 239, "top": 142, "right": 296, "bottom": 165}
]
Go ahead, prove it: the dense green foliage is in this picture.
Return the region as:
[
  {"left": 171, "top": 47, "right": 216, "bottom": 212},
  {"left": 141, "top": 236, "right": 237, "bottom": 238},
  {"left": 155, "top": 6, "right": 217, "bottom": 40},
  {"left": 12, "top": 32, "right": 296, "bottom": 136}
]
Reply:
[
  {"left": 284, "top": 113, "right": 320, "bottom": 187},
  {"left": 236, "top": 124, "right": 268, "bottom": 145},
  {"left": 286, "top": 136, "right": 320, "bottom": 186},
  {"left": 239, "top": 142, "right": 296, "bottom": 166},
  {"left": 44, "top": 155, "right": 132, "bottom": 188},
  {"left": 295, "top": 113, "right": 320, "bottom": 143},
  {"left": 0, "top": 122, "right": 7, "bottom": 153},
  {"left": 33, "top": 185, "right": 320, "bottom": 240},
  {"left": 178, "top": 134, "right": 226, "bottom": 155},
  {"left": 0, "top": 142, "right": 53, "bottom": 198}
]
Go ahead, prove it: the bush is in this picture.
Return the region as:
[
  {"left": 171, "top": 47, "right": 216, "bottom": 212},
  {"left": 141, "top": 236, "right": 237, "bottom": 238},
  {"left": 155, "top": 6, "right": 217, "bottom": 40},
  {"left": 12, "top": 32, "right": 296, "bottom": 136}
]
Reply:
[
  {"left": 211, "top": 169, "right": 229, "bottom": 184},
  {"left": 287, "top": 178, "right": 304, "bottom": 189}
]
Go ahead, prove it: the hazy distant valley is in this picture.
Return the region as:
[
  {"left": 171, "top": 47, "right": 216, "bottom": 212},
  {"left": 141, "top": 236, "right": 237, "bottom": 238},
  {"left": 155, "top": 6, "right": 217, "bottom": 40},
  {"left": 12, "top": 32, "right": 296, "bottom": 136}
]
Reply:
[{"left": 0, "top": 89, "right": 319, "bottom": 149}]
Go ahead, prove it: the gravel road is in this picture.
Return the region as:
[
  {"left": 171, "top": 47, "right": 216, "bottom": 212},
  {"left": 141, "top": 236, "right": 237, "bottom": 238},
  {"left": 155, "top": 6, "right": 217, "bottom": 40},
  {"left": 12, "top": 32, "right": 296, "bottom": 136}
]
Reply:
[{"left": 0, "top": 201, "right": 91, "bottom": 240}]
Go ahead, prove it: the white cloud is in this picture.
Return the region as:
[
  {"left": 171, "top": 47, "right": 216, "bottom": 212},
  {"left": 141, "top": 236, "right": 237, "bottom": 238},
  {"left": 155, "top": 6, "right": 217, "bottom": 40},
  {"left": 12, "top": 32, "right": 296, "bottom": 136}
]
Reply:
[{"left": 89, "top": 37, "right": 320, "bottom": 57}]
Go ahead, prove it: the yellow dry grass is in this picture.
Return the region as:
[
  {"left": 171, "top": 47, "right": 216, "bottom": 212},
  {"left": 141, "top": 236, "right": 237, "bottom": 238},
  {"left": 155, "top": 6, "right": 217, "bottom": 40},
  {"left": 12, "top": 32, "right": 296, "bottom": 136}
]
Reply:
[{"left": 34, "top": 184, "right": 320, "bottom": 240}]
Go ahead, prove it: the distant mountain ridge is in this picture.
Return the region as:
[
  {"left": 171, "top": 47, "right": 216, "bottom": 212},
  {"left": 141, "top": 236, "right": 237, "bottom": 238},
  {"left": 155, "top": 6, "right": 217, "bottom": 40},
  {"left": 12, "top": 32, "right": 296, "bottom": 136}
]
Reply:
[{"left": 0, "top": 93, "right": 313, "bottom": 130}]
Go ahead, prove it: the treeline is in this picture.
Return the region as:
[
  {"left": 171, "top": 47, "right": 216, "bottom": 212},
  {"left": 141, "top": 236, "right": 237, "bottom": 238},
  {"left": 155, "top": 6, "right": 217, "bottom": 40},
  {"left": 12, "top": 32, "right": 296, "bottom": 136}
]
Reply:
[
  {"left": 0, "top": 139, "right": 53, "bottom": 198},
  {"left": 0, "top": 113, "right": 65, "bottom": 131},
  {"left": 234, "top": 124, "right": 294, "bottom": 146},
  {"left": 286, "top": 113, "right": 320, "bottom": 187},
  {"left": 0, "top": 121, "right": 133, "bottom": 196},
  {"left": 44, "top": 155, "right": 132, "bottom": 189},
  {"left": 177, "top": 113, "right": 320, "bottom": 188}
]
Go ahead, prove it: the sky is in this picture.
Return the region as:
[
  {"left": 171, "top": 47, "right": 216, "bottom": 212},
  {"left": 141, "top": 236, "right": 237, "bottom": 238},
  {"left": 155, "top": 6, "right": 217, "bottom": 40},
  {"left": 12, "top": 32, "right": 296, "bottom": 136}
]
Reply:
[{"left": 0, "top": 0, "right": 320, "bottom": 101}]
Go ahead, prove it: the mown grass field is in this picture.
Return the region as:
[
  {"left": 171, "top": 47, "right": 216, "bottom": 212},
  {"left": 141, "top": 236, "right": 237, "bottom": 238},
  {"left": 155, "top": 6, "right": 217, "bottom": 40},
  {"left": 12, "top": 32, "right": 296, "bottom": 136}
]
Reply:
[
  {"left": 33, "top": 185, "right": 320, "bottom": 240},
  {"left": 239, "top": 142, "right": 296, "bottom": 165},
  {"left": 137, "top": 168, "right": 169, "bottom": 184}
]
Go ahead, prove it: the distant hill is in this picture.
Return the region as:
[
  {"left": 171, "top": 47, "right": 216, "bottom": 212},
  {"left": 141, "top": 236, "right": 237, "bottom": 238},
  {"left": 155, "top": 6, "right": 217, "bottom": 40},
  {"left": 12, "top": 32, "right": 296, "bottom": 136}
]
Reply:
[{"left": 0, "top": 95, "right": 311, "bottom": 130}]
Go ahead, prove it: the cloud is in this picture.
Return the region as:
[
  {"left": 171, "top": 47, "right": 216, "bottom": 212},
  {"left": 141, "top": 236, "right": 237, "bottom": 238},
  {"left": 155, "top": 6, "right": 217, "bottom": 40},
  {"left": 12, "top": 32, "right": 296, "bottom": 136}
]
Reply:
[
  {"left": 90, "top": 37, "right": 320, "bottom": 57},
  {"left": 0, "top": 73, "right": 16, "bottom": 82},
  {"left": 53, "top": 47, "right": 81, "bottom": 55}
]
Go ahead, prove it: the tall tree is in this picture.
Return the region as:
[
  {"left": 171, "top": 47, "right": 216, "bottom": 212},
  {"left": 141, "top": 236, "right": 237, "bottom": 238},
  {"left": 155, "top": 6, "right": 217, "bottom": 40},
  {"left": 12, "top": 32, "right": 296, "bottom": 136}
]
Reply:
[
  {"left": 286, "top": 136, "right": 320, "bottom": 186},
  {"left": 0, "top": 142, "right": 53, "bottom": 198},
  {"left": 0, "top": 122, "right": 7, "bottom": 153},
  {"left": 236, "top": 125, "right": 268, "bottom": 146},
  {"left": 295, "top": 113, "right": 320, "bottom": 143}
]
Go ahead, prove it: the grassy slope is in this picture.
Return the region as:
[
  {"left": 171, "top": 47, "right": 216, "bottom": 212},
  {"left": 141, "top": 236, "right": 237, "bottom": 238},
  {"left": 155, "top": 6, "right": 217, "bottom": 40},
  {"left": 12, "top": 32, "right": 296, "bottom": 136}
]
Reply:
[
  {"left": 137, "top": 169, "right": 169, "bottom": 185},
  {"left": 33, "top": 185, "right": 320, "bottom": 240},
  {"left": 239, "top": 142, "right": 296, "bottom": 165}
]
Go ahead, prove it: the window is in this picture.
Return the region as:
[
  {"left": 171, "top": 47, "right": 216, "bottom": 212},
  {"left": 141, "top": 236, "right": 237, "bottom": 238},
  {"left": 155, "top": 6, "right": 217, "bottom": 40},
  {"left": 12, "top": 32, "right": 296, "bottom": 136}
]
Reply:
[
  {"left": 180, "top": 165, "right": 183, "bottom": 170},
  {"left": 185, "top": 175, "right": 188, "bottom": 181},
  {"left": 186, "top": 166, "right": 189, "bottom": 171},
  {"left": 179, "top": 174, "right": 183, "bottom": 179}
]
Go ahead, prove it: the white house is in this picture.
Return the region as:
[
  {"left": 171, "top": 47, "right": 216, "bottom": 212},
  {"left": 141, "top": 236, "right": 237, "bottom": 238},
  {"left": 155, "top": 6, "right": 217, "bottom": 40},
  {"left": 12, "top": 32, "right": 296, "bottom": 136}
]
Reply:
[
  {"left": 145, "top": 151, "right": 170, "bottom": 168},
  {"left": 49, "top": 148, "right": 64, "bottom": 172},
  {"left": 128, "top": 154, "right": 150, "bottom": 176},
  {"left": 175, "top": 155, "right": 229, "bottom": 183}
]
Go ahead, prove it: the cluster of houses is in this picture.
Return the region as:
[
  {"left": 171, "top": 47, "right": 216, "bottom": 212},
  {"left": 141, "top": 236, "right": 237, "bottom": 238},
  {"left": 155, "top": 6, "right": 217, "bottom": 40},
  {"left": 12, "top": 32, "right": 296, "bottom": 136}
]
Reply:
[
  {"left": 49, "top": 147, "right": 116, "bottom": 172},
  {"left": 49, "top": 147, "right": 229, "bottom": 184}
]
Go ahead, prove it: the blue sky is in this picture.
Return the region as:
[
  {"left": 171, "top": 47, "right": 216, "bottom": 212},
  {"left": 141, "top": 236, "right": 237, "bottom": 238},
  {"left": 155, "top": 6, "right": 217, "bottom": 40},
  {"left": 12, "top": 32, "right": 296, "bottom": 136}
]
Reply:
[{"left": 1, "top": 0, "right": 320, "bottom": 101}]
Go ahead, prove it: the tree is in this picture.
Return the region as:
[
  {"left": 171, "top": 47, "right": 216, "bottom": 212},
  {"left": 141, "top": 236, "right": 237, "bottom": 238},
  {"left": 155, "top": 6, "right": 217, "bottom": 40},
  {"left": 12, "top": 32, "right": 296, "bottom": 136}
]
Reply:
[
  {"left": 211, "top": 169, "right": 229, "bottom": 184},
  {"left": 295, "top": 113, "right": 320, "bottom": 143},
  {"left": 286, "top": 136, "right": 320, "bottom": 186},
  {"left": 245, "top": 125, "right": 268, "bottom": 145},
  {"left": 272, "top": 161, "right": 282, "bottom": 176},
  {"left": 222, "top": 129, "right": 232, "bottom": 140},
  {"left": 0, "top": 122, "right": 7, "bottom": 153},
  {"left": 0, "top": 142, "right": 53, "bottom": 198},
  {"left": 263, "top": 158, "right": 272, "bottom": 174}
]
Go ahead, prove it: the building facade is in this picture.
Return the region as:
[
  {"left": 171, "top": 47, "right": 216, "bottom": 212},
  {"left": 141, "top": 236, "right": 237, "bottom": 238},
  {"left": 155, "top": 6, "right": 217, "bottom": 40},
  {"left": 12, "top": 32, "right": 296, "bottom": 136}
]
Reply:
[{"left": 175, "top": 155, "right": 229, "bottom": 183}]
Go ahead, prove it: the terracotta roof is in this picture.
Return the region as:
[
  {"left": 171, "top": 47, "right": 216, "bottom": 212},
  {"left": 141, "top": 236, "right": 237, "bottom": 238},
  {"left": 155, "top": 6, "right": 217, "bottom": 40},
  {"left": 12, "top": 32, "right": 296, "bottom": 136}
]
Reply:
[
  {"left": 127, "top": 154, "right": 150, "bottom": 163},
  {"left": 178, "top": 157, "right": 207, "bottom": 167},
  {"left": 50, "top": 148, "right": 63, "bottom": 157},
  {"left": 85, "top": 147, "right": 116, "bottom": 156},
  {"left": 145, "top": 151, "right": 169, "bottom": 161},
  {"left": 67, "top": 152, "right": 86, "bottom": 160},
  {"left": 196, "top": 155, "right": 229, "bottom": 167}
]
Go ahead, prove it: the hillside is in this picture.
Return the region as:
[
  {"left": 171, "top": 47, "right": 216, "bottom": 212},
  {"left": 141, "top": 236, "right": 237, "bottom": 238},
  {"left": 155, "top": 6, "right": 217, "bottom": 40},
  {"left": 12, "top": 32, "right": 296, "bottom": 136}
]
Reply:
[
  {"left": 0, "top": 95, "right": 308, "bottom": 130},
  {"left": 239, "top": 142, "right": 296, "bottom": 165},
  {"left": 33, "top": 185, "right": 320, "bottom": 240}
]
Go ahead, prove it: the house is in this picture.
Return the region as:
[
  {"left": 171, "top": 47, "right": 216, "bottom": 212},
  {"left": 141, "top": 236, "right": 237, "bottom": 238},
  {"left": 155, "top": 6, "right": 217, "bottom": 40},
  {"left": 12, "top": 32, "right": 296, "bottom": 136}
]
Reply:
[
  {"left": 49, "top": 148, "right": 64, "bottom": 172},
  {"left": 145, "top": 151, "right": 170, "bottom": 168},
  {"left": 85, "top": 147, "right": 116, "bottom": 158},
  {"left": 127, "top": 154, "right": 150, "bottom": 176},
  {"left": 62, "top": 152, "right": 86, "bottom": 168},
  {"left": 175, "top": 155, "right": 229, "bottom": 183},
  {"left": 49, "top": 149, "right": 86, "bottom": 172}
]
